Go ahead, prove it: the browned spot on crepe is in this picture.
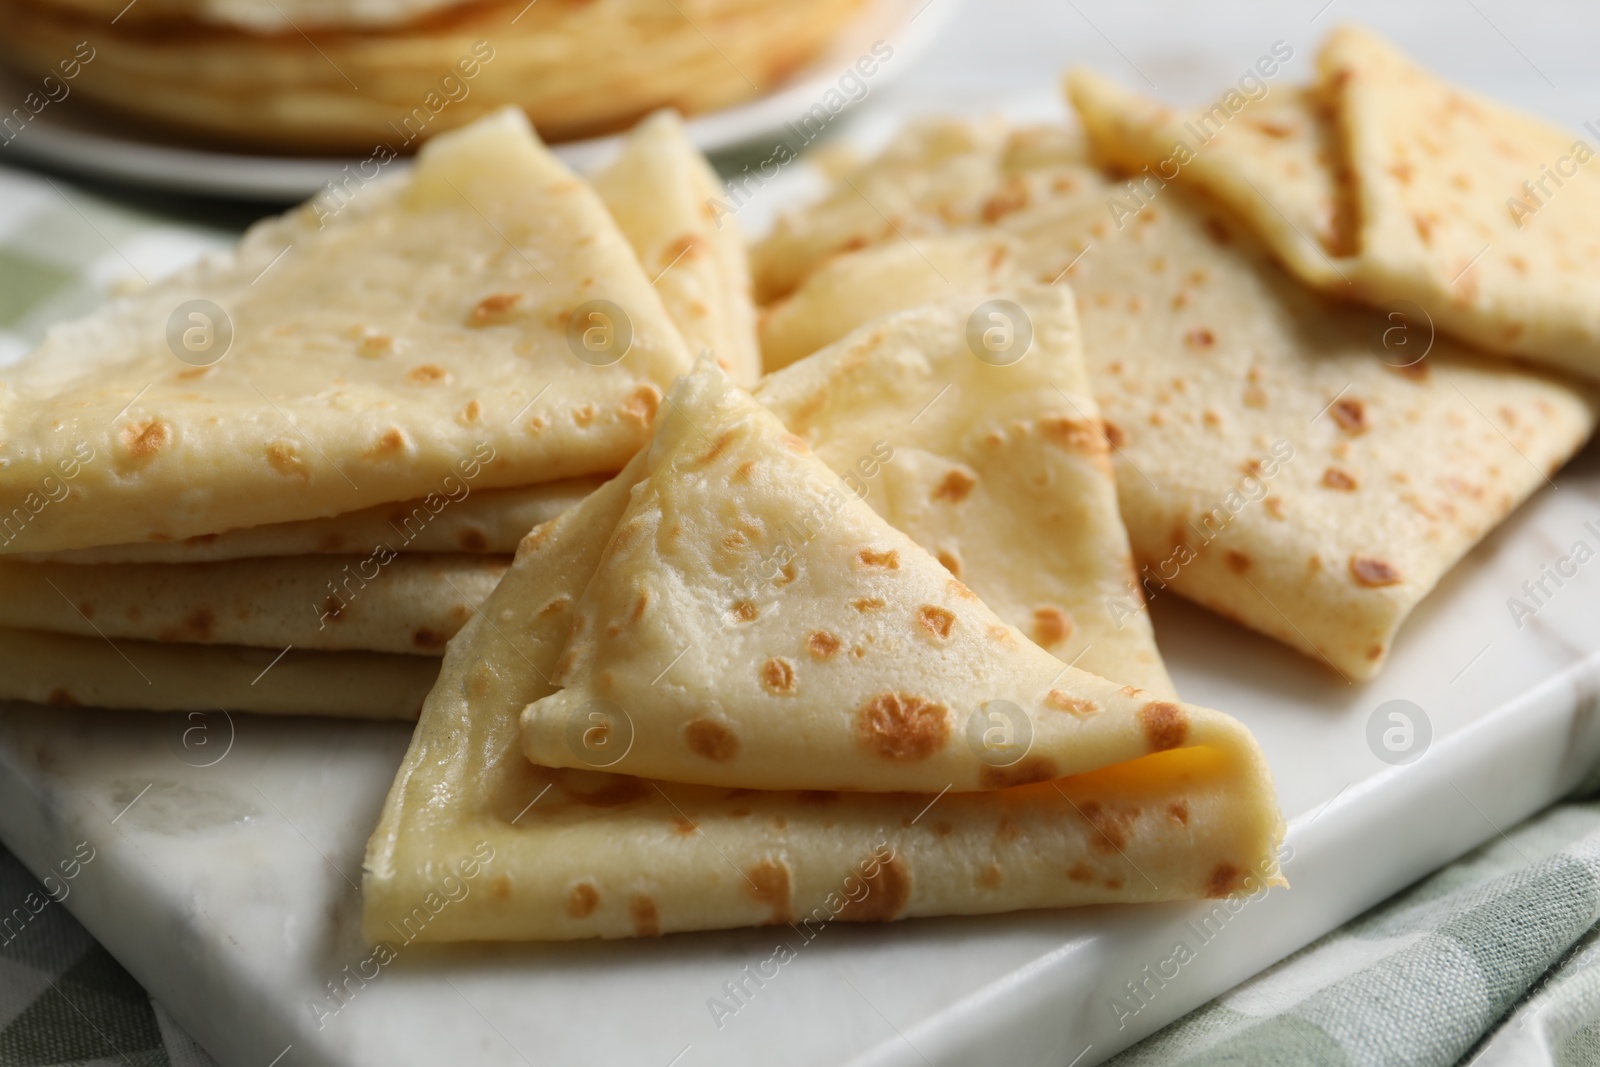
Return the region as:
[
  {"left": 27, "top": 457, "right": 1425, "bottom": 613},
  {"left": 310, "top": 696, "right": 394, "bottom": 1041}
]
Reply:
[
  {"left": 916, "top": 605, "right": 956, "bottom": 639},
  {"left": 933, "top": 469, "right": 976, "bottom": 502},
  {"left": 761, "top": 657, "right": 796, "bottom": 693},
  {"left": 685, "top": 717, "right": 739, "bottom": 761},
  {"left": 630, "top": 893, "right": 661, "bottom": 936},
  {"left": 1331, "top": 397, "right": 1367, "bottom": 434},
  {"left": 1041, "top": 416, "right": 1107, "bottom": 452},
  {"left": 837, "top": 854, "right": 911, "bottom": 922},
  {"left": 744, "top": 858, "right": 794, "bottom": 924},
  {"left": 1139, "top": 701, "right": 1188, "bottom": 751},
  {"left": 854, "top": 693, "right": 949, "bottom": 761},
  {"left": 622, "top": 384, "right": 662, "bottom": 426},
  {"left": 1350, "top": 555, "right": 1403, "bottom": 587},
  {"left": 857, "top": 548, "right": 899, "bottom": 569},
  {"left": 1047, "top": 690, "right": 1098, "bottom": 715},
  {"left": 807, "top": 630, "right": 841, "bottom": 657},
  {"left": 1205, "top": 862, "right": 1246, "bottom": 898},
  {"left": 1323, "top": 466, "right": 1359, "bottom": 491},
  {"left": 1031, "top": 605, "right": 1072, "bottom": 646},
  {"left": 406, "top": 364, "right": 449, "bottom": 384},
  {"left": 469, "top": 291, "right": 523, "bottom": 325},
  {"left": 1078, "top": 800, "right": 1135, "bottom": 853},
  {"left": 120, "top": 419, "right": 170, "bottom": 461},
  {"left": 566, "top": 882, "right": 599, "bottom": 918}
]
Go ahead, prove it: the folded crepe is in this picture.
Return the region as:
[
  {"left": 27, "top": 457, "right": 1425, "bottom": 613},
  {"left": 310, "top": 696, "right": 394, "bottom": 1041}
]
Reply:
[
  {"left": 0, "top": 627, "right": 434, "bottom": 718},
  {"left": 17, "top": 478, "right": 604, "bottom": 565},
  {"left": 0, "top": 107, "right": 691, "bottom": 555},
  {"left": 364, "top": 363, "right": 1282, "bottom": 942},
  {"left": 1067, "top": 26, "right": 1600, "bottom": 381},
  {"left": 593, "top": 110, "right": 762, "bottom": 386},
  {"left": 749, "top": 122, "right": 1597, "bottom": 679},
  {"left": 0, "top": 554, "right": 507, "bottom": 655},
  {"left": 754, "top": 288, "right": 1172, "bottom": 695},
  {"left": 518, "top": 363, "right": 1223, "bottom": 791},
  {"left": 1065, "top": 69, "right": 1355, "bottom": 289}
]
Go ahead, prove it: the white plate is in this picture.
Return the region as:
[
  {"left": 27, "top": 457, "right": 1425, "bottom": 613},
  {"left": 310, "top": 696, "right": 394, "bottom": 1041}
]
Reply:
[{"left": 0, "top": 0, "right": 960, "bottom": 199}]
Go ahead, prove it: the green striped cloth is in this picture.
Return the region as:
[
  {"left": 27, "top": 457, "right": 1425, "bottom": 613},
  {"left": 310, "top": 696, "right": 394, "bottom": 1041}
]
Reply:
[{"left": 2, "top": 162, "right": 1600, "bottom": 1067}]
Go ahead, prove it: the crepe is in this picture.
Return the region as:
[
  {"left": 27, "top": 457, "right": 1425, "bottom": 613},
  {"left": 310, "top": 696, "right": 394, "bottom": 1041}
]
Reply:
[
  {"left": 520, "top": 363, "right": 1217, "bottom": 790},
  {"left": 594, "top": 111, "right": 762, "bottom": 386},
  {"left": 1318, "top": 26, "right": 1600, "bottom": 378},
  {"left": 1066, "top": 29, "right": 1600, "bottom": 380},
  {"left": 0, "top": 0, "right": 868, "bottom": 150},
  {"left": 364, "top": 369, "right": 1283, "bottom": 943},
  {"left": 17, "top": 478, "right": 603, "bottom": 565},
  {"left": 0, "top": 627, "right": 434, "bottom": 718},
  {"left": 0, "top": 107, "right": 691, "bottom": 556},
  {"left": 0, "top": 554, "right": 507, "bottom": 656},
  {"left": 748, "top": 129, "right": 1598, "bottom": 679},
  {"left": 1065, "top": 69, "right": 1356, "bottom": 288},
  {"left": 754, "top": 289, "right": 1173, "bottom": 695}
]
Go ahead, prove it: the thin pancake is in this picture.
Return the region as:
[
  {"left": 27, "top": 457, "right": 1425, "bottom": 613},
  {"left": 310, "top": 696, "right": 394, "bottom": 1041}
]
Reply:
[
  {"left": 363, "top": 429, "right": 1282, "bottom": 943},
  {"left": 0, "top": 107, "right": 690, "bottom": 554}
]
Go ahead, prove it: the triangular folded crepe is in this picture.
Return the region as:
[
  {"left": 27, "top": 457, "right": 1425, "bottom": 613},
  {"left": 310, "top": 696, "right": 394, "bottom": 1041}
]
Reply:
[
  {"left": 364, "top": 372, "right": 1283, "bottom": 943},
  {"left": 593, "top": 111, "right": 762, "bottom": 386},
  {"left": 1318, "top": 26, "right": 1600, "bottom": 378},
  {"left": 747, "top": 125, "right": 1597, "bottom": 679},
  {"left": 0, "top": 107, "right": 691, "bottom": 554},
  {"left": 0, "top": 554, "right": 507, "bottom": 655},
  {"left": 0, "top": 628, "right": 435, "bottom": 719},
  {"left": 519, "top": 363, "right": 1249, "bottom": 792},
  {"left": 18, "top": 478, "right": 604, "bottom": 564},
  {"left": 754, "top": 288, "right": 1173, "bottom": 695},
  {"left": 1067, "top": 28, "right": 1600, "bottom": 380},
  {"left": 1065, "top": 69, "right": 1356, "bottom": 288}
]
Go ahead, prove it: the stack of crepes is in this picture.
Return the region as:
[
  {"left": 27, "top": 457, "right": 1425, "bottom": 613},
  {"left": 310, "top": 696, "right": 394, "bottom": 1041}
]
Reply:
[
  {"left": 0, "top": 106, "right": 1293, "bottom": 938},
  {"left": 0, "top": 108, "right": 757, "bottom": 720},
  {"left": 0, "top": 0, "right": 870, "bottom": 150}
]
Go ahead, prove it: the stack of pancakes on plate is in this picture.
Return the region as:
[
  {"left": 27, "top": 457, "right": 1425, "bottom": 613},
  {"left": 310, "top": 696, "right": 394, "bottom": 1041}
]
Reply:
[{"left": 0, "top": 0, "right": 869, "bottom": 150}]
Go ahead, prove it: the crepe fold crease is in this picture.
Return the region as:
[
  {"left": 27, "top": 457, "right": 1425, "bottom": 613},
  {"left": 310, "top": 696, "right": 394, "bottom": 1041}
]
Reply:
[{"left": 363, "top": 363, "right": 1283, "bottom": 942}]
